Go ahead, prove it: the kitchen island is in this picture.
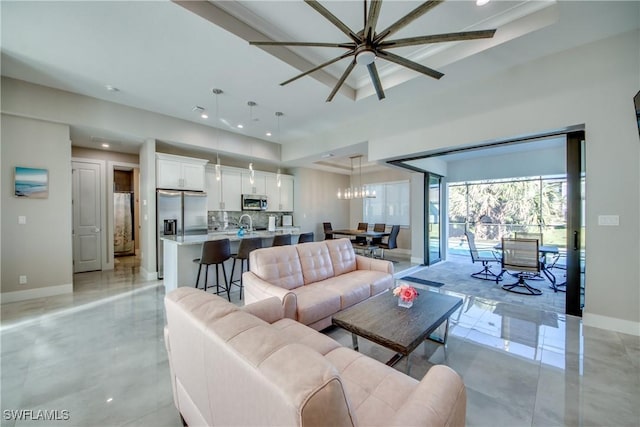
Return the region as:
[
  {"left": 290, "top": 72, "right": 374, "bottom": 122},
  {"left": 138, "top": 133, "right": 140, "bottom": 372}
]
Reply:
[{"left": 161, "top": 228, "right": 300, "bottom": 293}]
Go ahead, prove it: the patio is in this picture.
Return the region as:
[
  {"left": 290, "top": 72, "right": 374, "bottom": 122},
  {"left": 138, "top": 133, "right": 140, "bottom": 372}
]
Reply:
[{"left": 404, "top": 250, "right": 567, "bottom": 315}]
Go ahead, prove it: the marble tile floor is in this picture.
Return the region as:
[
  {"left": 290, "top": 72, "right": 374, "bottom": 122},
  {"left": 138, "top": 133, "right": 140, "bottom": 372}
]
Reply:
[{"left": 2, "top": 257, "right": 639, "bottom": 426}]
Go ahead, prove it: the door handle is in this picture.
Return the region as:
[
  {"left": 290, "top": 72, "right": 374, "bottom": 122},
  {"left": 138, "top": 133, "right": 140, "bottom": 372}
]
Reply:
[{"left": 573, "top": 230, "right": 579, "bottom": 251}]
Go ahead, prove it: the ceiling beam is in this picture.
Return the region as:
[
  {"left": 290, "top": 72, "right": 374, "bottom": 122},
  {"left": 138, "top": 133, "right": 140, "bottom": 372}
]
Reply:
[{"left": 172, "top": 0, "right": 356, "bottom": 100}]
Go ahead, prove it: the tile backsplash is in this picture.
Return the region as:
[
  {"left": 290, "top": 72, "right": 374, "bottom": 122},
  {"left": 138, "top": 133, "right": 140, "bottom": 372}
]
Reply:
[{"left": 208, "top": 211, "right": 293, "bottom": 231}]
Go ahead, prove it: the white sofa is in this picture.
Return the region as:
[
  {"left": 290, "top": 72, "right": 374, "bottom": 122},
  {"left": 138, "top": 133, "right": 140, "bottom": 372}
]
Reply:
[
  {"left": 164, "top": 287, "right": 467, "bottom": 427},
  {"left": 243, "top": 238, "right": 394, "bottom": 330}
]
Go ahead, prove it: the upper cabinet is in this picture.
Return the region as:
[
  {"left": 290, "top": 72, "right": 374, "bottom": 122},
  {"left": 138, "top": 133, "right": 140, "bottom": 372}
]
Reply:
[
  {"left": 241, "top": 172, "right": 266, "bottom": 195},
  {"left": 156, "top": 153, "right": 208, "bottom": 191},
  {"left": 266, "top": 174, "right": 294, "bottom": 212},
  {"left": 206, "top": 165, "right": 294, "bottom": 212}
]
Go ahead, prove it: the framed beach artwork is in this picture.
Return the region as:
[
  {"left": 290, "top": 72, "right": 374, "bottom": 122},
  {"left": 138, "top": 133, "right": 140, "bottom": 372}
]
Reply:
[{"left": 14, "top": 166, "right": 49, "bottom": 199}]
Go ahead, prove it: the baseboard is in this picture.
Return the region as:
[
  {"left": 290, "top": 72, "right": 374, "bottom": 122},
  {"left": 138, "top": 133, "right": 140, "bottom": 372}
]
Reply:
[
  {"left": 140, "top": 267, "right": 158, "bottom": 281},
  {"left": 1, "top": 283, "right": 73, "bottom": 304},
  {"left": 410, "top": 256, "right": 424, "bottom": 264},
  {"left": 583, "top": 312, "right": 640, "bottom": 336}
]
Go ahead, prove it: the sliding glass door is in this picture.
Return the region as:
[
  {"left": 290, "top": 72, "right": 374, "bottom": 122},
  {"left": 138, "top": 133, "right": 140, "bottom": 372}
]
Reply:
[
  {"left": 565, "top": 131, "right": 585, "bottom": 316},
  {"left": 425, "top": 173, "right": 442, "bottom": 265}
]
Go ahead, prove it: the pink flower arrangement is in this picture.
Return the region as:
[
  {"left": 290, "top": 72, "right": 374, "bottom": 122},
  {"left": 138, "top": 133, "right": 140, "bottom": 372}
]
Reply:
[{"left": 393, "top": 284, "right": 419, "bottom": 303}]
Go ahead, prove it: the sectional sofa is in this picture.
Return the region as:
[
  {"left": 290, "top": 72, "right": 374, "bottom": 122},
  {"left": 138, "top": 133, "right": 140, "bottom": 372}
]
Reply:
[
  {"left": 164, "top": 288, "right": 467, "bottom": 426},
  {"left": 243, "top": 238, "right": 395, "bottom": 330}
]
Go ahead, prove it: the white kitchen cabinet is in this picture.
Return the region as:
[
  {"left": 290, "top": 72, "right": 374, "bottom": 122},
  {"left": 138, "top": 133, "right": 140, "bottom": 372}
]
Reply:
[
  {"left": 205, "top": 166, "right": 222, "bottom": 211},
  {"left": 220, "top": 169, "right": 242, "bottom": 211},
  {"left": 156, "top": 153, "right": 208, "bottom": 191},
  {"left": 265, "top": 175, "right": 279, "bottom": 212},
  {"left": 265, "top": 174, "right": 294, "bottom": 211},
  {"left": 205, "top": 166, "right": 243, "bottom": 211},
  {"left": 279, "top": 175, "right": 294, "bottom": 211},
  {"left": 241, "top": 172, "right": 266, "bottom": 195}
]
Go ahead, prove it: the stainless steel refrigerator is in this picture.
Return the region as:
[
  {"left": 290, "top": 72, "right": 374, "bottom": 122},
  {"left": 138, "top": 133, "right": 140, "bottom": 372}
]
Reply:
[{"left": 157, "top": 190, "right": 208, "bottom": 279}]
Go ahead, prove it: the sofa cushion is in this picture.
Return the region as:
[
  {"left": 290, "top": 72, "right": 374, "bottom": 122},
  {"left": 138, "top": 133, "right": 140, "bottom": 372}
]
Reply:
[
  {"left": 325, "top": 238, "right": 357, "bottom": 276},
  {"left": 249, "top": 245, "right": 304, "bottom": 290},
  {"left": 340, "top": 270, "right": 394, "bottom": 296},
  {"left": 292, "top": 285, "right": 342, "bottom": 326},
  {"left": 316, "top": 275, "right": 372, "bottom": 310},
  {"left": 296, "top": 241, "right": 335, "bottom": 285},
  {"left": 272, "top": 318, "right": 342, "bottom": 356},
  {"left": 325, "top": 347, "right": 419, "bottom": 427}
]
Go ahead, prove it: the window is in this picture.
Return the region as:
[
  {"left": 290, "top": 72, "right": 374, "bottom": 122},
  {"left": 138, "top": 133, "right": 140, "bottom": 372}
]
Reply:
[{"left": 363, "top": 181, "right": 410, "bottom": 226}]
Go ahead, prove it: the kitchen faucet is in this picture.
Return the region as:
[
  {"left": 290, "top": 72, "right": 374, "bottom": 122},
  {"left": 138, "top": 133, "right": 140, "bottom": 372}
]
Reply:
[{"left": 238, "top": 214, "right": 253, "bottom": 232}]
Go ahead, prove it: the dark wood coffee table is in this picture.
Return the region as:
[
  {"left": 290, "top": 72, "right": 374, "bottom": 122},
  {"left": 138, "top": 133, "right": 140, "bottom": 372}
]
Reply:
[{"left": 332, "top": 290, "right": 463, "bottom": 369}]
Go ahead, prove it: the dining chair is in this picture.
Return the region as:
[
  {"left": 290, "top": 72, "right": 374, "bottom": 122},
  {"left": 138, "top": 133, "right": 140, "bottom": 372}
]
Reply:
[
  {"left": 465, "top": 231, "right": 501, "bottom": 281},
  {"left": 323, "top": 222, "right": 333, "bottom": 240},
  {"left": 514, "top": 231, "right": 558, "bottom": 274},
  {"left": 376, "top": 225, "right": 399, "bottom": 259},
  {"left": 355, "top": 222, "right": 368, "bottom": 245},
  {"left": 514, "top": 232, "right": 543, "bottom": 245},
  {"left": 371, "top": 223, "right": 386, "bottom": 245},
  {"left": 497, "top": 238, "right": 543, "bottom": 295}
]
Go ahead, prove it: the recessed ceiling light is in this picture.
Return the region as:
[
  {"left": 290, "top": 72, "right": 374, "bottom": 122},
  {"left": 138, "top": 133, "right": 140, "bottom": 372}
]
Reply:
[
  {"left": 105, "top": 85, "right": 119, "bottom": 92},
  {"left": 476, "top": 0, "right": 490, "bottom": 5},
  {"left": 266, "top": 132, "right": 272, "bottom": 137},
  {"left": 237, "top": 124, "right": 244, "bottom": 129},
  {"left": 101, "top": 143, "right": 110, "bottom": 148},
  {"left": 200, "top": 113, "right": 208, "bottom": 119}
]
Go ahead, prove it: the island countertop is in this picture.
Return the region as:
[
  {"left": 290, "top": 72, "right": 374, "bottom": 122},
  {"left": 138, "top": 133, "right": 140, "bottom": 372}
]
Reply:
[
  {"left": 161, "top": 228, "right": 301, "bottom": 246},
  {"left": 161, "top": 227, "right": 301, "bottom": 292}
]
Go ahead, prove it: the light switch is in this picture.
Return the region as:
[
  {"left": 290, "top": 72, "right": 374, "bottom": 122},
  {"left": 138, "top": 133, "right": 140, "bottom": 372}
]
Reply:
[
  {"left": 598, "top": 215, "right": 619, "bottom": 226},
  {"left": 18, "top": 216, "right": 26, "bottom": 225}
]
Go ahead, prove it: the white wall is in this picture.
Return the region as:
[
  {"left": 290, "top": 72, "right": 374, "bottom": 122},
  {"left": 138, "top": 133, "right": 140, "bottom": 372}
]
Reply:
[
  {"left": 348, "top": 167, "right": 413, "bottom": 252},
  {"left": 446, "top": 145, "right": 566, "bottom": 183},
  {"left": 1, "top": 114, "right": 73, "bottom": 301},
  {"left": 139, "top": 139, "right": 156, "bottom": 280},
  {"left": 1, "top": 77, "right": 281, "bottom": 163},
  {"left": 291, "top": 168, "right": 349, "bottom": 241},
  {"left": 368, "top": 31, "right": 640, "bottom": 333}
]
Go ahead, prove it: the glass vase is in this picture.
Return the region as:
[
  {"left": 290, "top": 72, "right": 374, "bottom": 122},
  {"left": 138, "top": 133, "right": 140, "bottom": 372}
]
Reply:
[{"left": 398, "top": 298, "right": 413, "bottom": 308}]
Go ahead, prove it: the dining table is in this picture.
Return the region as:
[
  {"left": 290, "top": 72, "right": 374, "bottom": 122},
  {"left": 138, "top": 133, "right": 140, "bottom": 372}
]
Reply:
[
  {"left": 332, "top": 229, "right": 390, "bottom": 257},
  {"left": 331, "top": 229, "right": 390, "bottom": 239}
]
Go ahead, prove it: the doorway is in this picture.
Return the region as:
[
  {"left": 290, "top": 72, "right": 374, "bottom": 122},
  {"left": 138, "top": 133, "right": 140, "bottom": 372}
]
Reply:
[
  {"left": 390, "top": 128, "right": 586, "bottom": 317},
  {"left": 72, "top": 161, "right": 102, "bottom": 273},
  {"left": 112, "top": 166, "right": 140, "bottom": 263},
  {"left": 425, "top": 173, "right": 442, "bottom": 265}
]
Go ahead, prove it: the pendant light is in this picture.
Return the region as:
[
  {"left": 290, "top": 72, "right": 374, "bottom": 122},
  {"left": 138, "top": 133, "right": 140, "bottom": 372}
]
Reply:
[
  {"left": 337, "top": 155, "right": 376, "bottom": 200},
  {"left": 275, "top": 111, "right": 284, "bottom": 187},
  {"left": 247, "top": 101, "right": 257, "bottom": 184},
  {"left": 212, "top": 88, "right": 223, "bottom": 181}
]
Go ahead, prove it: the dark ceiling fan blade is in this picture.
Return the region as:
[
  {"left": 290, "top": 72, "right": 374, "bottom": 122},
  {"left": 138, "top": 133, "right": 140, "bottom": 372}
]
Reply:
[
  {"left": 364, "top": 0, "right": 383, "bottom": 42},
  {"left": 305, "top": 0, "right": 361, "bottom": 43},
  {"left": 374, "top": 0, "right": 443, "bottom": 43},
  {"left": 379, "top": 29, "right": 496, "bottom": 48},
  {"left": 326, "top": 59, "right": 357, "bottom": 102},
  {"left": 250, "top": 41, "right": 356, "bottom": 49},
  {"left": 281, "top": 51, "right": 355, "bottom": 86},
  {"left": 367, "top": 62, "right": 385, "bottom": 100},
  {"left": 377, "top": 50, "right": 444, "bottom": 80}
]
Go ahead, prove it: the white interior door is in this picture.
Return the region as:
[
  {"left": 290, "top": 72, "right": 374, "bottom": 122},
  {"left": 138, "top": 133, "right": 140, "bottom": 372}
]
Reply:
[{"left": 73, "top": 162, "right": 102, "bottom": 273}]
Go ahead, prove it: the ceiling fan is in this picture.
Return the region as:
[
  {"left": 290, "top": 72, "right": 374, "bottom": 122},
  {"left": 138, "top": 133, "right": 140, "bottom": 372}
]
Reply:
[{"left": 250, "top": 0, "right": 496, "bottom": 102}]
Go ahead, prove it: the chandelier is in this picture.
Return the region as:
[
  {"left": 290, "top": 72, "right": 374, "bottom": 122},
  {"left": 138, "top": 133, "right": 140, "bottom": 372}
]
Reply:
[{"left": 337, "top": 155, "right": 376, "bottom": 200}]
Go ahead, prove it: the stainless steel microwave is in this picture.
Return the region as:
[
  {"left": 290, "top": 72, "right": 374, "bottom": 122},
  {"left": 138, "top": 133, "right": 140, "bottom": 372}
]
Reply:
[{"left": 242, "top": 194, "right": 268, "bottom": 211}]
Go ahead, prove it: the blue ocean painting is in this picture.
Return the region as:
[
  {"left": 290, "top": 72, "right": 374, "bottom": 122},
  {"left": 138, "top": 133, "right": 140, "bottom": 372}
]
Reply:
[{"left": 14, "top": 167, "right": 48, "bottom": 198}]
